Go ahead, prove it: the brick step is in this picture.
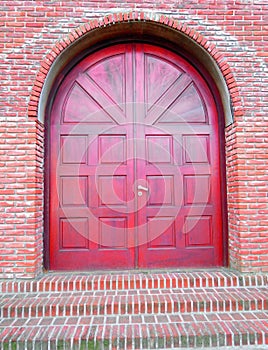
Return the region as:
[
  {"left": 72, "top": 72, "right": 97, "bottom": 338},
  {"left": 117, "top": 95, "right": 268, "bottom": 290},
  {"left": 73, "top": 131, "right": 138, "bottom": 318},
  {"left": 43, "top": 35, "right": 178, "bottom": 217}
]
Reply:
[
  {"left": 0, "top": 270, "right": 267, "bottom": 293},
  {"left": 1, "top": 311, "right": 268, "bottom": 349},
  {"left": 1, "top": 286, "right": 268, "bottom": 318},
  {"left": 1, "top": 270, "right": 268, "bottom": 348}
]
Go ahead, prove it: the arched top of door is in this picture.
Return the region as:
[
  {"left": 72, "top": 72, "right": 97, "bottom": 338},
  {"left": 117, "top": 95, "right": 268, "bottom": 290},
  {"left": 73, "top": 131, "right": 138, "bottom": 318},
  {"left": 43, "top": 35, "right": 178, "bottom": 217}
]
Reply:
[{"left": 31, "top": 12, "right": 241, "bottom": 127}]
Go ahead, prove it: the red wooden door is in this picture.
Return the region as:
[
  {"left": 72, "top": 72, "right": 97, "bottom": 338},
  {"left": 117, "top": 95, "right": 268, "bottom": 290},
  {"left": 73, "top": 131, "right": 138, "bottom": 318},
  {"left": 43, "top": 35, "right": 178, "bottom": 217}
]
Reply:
[{"left": 49, "top": 43, "right": 224, "bottom": 270}]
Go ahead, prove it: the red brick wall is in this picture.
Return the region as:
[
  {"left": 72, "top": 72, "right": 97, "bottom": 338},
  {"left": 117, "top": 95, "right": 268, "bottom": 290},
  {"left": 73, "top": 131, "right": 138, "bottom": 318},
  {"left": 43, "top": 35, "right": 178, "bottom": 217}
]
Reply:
[{"left": 0, "top": 1, "right": 267, "bottom": 278}]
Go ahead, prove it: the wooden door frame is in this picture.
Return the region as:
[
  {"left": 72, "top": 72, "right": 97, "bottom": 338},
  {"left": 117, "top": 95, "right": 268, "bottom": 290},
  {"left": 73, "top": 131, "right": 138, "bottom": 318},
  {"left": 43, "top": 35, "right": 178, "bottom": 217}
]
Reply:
[{"left": 44, "top": 32, "right": 228, "bottom": 270}]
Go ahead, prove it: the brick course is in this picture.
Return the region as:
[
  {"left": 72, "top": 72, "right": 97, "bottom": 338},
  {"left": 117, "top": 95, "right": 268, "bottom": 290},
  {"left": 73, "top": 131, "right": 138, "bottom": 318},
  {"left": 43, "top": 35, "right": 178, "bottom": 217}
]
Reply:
[{"left": 0, "top": 1, "right": 267, "bottom": 278}]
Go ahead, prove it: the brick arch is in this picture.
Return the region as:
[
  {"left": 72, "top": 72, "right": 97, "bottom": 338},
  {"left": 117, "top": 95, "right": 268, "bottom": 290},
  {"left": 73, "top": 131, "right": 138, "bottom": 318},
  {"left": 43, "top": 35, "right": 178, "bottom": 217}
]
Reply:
[{"left": 28, "top": 12, "right": 242, "bottom": 126}]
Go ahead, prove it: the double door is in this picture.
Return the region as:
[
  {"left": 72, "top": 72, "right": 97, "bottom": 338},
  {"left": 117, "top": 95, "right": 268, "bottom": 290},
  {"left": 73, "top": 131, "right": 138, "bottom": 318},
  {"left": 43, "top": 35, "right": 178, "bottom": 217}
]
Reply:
[{"left": 49, "top": 43, "right": 224, "bottom": 270}]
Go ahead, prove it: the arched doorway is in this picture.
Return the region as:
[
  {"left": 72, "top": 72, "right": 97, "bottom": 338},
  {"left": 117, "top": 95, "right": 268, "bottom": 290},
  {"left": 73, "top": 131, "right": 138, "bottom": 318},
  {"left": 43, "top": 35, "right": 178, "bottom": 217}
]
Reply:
[{"left": 49, "top": 43, "right": 225, "bottom": 270}]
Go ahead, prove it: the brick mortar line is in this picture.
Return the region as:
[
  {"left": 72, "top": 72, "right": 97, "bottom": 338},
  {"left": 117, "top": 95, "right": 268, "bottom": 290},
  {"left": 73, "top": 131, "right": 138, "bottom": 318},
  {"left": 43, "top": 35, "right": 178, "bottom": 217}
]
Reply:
[
  {"left": 1, "top": 284, "right": 268, "bottom": 293},
  {"left": 1, "top": 311, "right": 268, "bottom": 326},
  {"left": 1, "top": 286, "right": 267, "bottom": 297}
]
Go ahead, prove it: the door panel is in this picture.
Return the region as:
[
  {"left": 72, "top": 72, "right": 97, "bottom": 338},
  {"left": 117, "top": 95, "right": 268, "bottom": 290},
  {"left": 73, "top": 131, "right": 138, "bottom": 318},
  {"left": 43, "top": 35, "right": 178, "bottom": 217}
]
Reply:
[
  {"left": 50, "top": 45, "right": 135, "bottom": 269},
  {"left": 49, "top": 43, "right": 224, "bottom": 270}
]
